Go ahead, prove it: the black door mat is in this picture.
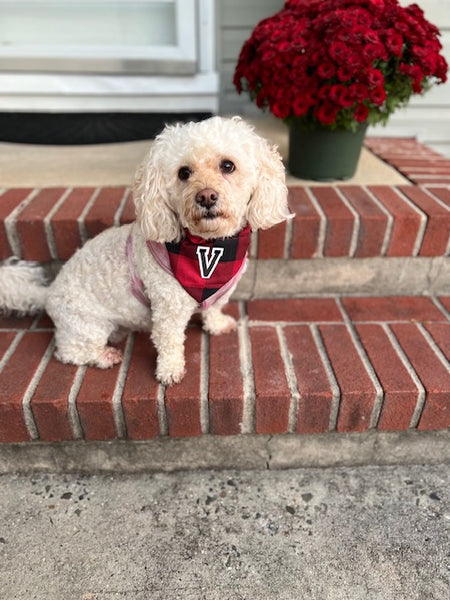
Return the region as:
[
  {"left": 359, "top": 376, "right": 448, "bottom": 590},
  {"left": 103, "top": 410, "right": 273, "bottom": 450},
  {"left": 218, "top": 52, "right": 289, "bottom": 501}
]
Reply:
[{"left": 0, "top": 112, "right": 212, "bottom": 145}]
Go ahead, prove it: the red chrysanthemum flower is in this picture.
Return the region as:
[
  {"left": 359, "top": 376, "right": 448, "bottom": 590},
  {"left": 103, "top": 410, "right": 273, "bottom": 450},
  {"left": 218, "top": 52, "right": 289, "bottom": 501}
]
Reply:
[{"left": 234, "top": 0, "right": 448, "bottom": 130}]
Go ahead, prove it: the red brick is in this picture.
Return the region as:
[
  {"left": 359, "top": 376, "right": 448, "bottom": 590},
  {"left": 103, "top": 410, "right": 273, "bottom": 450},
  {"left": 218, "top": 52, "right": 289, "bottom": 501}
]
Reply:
[
  {"left": 0, "top": 315, "right": 36, "bottom": 330},
  {"left": 51, "top": 187, "right": 96, "bottom": 259},
  {"left": 410, "top": 177, "right": 450, "bottom": 185},
  {"left": 208, "top": 330, "right": 243, "bottom": 435},
  {"left": 119, "top": 191, "right": 136, "bottom": 224},
  {"left": 319, "top": 324, "right": 377, "bottom": 432},
  {"left": 164, "top": 327, "right": 203, "bottom": 437},
  {"left": 284, "top": 325, "right": 333, "bottom": 433},
  {"left": 342, "top": 295, "right": 444, "bottom": 323},
  {"left": 247, "top": 298, "right": 342, "bottom": 323},
  {"left": 311, "top": 187, "right": 355, "bottom": 256},
  {"left": 427, "top": 187, "right": 450, "bottom": 208},
  {"left": 369, "top": 186, "right": 423, "bottom": 256},
  {"left": 257, "top": 221, "right": 286, "bottom": 258},
  {"left": 398, "top": 186, "right": 450, "bottom": 256},
  {"left": 84, "top": 187, "right": 126, "bottom": 239},
  {"left": 355, "top": 324, "right": 418, "bottom": 430},
  {"left": 422, "top": 323, "right": 449, "bottom": 361},
  {"left": 250, "top": 326, "right": 290, "bottom": 434},
  {"left": 31, "top": 356, "right": 78, "bottom": 442},
  {"left": 289, "top": 187, "right": 321, "bottom": 258},
  {"left": 403, "top": 166, "right": 450, "bottom": 175},
  {"left": 0, "top": 331, "right": 52, "bottom": 442},
  {"left": 0, "top": 189, "right": 33, "bottom": 258},
  {"left": 76, "top": 351, "right": 125, "bottom": 441},
  {"left": 438, "top": 296, "right": 450, "bottom": 314},
  {"left": 121, "top": 333, "right": 159, "bottom": 440},
  {"left": 391, "top": 323, "right": 450, "bottom": 431},
  {"left": 0, "top": 331, "right": 16, "bottom": 360},
  {"left": 34, "top": 313, "right": 54, "bottom": 329},
  {"left": 388, "top": 158, "right": 449, "bottom": 168},
  {"left": 16, "top": 188, "right": 66, "bottom": 261},
  {"left": 340, "top": 186, "right": 388, "bottom": 257}
]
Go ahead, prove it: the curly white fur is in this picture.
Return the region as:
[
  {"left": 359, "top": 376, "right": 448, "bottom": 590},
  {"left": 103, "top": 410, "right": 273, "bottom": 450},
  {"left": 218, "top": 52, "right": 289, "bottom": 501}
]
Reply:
[{"left": 0, "top": 117, "right": 291, "bottom": 385}]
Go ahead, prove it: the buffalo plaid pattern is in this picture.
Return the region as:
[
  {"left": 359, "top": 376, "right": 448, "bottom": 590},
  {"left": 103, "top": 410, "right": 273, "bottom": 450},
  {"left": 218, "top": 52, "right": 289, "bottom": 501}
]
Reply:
[{"left": 165, "top": 226, "right": 251, "bottom": 304}]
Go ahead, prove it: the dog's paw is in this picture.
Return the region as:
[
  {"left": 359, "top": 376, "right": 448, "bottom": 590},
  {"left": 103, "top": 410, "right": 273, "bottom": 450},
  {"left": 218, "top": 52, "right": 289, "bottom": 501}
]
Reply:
[
  {"left": 203, "top": 312, "right": 237, "bottom": 336},
  {"left": 96, "top": 346, "right": 123, "bottom": 369},
  {"left": 156, "top": 361, "right": 186, "bottom": 386}
]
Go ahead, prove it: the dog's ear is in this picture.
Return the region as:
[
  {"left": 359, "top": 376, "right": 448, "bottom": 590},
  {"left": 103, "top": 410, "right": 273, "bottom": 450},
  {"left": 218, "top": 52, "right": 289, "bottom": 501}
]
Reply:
[
  {"left": 133, "top": 145, "right": 182, "bottom": 243},
  {"left": 246, "top": 137, "right": 292, "bottom": 231}
]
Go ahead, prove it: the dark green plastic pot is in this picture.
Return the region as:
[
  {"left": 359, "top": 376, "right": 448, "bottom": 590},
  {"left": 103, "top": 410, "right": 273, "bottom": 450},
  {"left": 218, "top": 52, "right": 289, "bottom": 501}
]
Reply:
[{"left": 288, "top": 123, "right": 368, "bottom": 181}]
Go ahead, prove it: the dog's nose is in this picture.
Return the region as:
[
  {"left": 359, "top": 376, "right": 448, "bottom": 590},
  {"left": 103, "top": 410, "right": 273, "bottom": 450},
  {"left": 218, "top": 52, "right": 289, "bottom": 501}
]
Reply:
[{"left": 195, "top": 188, "right": 219, "bottom": 209}]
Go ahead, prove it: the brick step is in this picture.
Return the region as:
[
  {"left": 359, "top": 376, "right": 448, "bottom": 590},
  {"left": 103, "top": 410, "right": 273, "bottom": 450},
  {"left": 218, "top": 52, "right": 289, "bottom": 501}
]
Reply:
[
  {"left": 0, "top": 295, "right": 448, "bottom": 444},
  {"left": 366, "top": 137, "right": 450, "bottom": 185},
  {"left": 0, "top": 184, "right": 449, "bottom": 263}
]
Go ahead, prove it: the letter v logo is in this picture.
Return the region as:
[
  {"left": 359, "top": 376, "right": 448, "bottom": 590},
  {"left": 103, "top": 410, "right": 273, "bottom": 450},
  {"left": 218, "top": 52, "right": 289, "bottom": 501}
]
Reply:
[{"left": 196, "top": 246, "right": 224, "bottom": 279}]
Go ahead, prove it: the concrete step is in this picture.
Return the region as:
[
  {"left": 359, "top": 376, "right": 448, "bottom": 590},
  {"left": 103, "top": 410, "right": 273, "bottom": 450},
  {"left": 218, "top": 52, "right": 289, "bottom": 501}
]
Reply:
[{"left": 0, "top": 295, "right": 449, "bottom": 445}]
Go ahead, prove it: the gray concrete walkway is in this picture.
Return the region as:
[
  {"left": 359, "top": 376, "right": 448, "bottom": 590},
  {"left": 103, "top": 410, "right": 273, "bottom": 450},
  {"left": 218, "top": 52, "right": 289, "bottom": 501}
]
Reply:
[
  {"left": 1, "top": 463, "right": 449, "bottom": 600},
  {"left": 0, "top": 116, "right": 408, "bottom": 188}
]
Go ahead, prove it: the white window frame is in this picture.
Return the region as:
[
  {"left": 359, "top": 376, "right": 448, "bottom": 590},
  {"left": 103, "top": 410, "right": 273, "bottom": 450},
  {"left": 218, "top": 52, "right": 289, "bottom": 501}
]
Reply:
[
  {"left": 0, "top": 0, "right": 218, "bottom": 112},
  {"left": 0, "top": 0, "right": 197, "bottom": 74}
]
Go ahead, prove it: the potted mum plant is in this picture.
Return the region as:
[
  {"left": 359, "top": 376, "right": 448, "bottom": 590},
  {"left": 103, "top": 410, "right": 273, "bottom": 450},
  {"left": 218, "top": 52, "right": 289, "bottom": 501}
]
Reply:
[{"left": 234, "top": 0, "right": 448, "bottom": 181}]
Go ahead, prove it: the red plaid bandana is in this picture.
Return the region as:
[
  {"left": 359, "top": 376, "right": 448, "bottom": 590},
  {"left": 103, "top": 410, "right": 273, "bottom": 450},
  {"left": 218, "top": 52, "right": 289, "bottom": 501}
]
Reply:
[{"left": 164, "top": 226, "right": 251, "bottom": 305}]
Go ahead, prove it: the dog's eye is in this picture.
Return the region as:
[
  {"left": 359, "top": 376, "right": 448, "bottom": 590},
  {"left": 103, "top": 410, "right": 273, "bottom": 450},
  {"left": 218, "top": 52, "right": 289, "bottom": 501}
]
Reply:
[
  {"left": 178, "top": 166, "right": 191, "bottom": 181},
  {"left": 220, "top": 160, "right": 236, "bottom": 175}
]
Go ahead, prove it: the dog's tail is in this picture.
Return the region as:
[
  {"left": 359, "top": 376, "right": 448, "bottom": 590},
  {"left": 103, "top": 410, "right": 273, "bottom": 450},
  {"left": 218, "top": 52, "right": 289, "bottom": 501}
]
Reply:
[{"left": 0, "top": 258, "right": 48, "bottom": 315}]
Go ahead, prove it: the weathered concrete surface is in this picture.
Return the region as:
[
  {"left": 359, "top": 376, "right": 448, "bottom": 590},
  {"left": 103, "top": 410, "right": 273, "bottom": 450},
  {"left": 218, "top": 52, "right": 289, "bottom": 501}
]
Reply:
[
  {"left": 0, "top": 464, "right": 448, "bottom": 599},
  {"left": 0, "top": 117, "right": 408, "bottom": 189},
  {"left": 236, "top": 256, "right": 450, "bottom": 298},
  {"left": 1, "top": 431, "right": 449, "bottom": 475}
]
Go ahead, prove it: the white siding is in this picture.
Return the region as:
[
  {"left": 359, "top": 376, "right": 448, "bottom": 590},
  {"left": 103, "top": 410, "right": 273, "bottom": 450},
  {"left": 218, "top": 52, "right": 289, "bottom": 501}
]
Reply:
[{"left": 217, "top": 0, "right": 283, "bottom": 115}]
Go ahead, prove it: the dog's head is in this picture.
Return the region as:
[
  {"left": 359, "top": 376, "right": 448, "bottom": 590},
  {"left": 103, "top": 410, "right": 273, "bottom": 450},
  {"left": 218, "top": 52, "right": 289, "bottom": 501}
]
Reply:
[{"left": 133, "top": 116, "right": 291, "bottom": 242}]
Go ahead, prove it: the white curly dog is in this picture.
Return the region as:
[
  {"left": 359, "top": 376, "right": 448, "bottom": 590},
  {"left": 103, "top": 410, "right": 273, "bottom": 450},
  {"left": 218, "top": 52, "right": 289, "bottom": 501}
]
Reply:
[{"left": 0, "top": 117, "right": 291, "bottom": 385}]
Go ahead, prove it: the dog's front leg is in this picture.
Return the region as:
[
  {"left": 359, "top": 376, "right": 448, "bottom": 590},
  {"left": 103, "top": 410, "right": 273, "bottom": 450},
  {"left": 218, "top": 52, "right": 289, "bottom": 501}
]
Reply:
[
  {"left": 150, "top": 300, "right": 195, "bottom": 386},
  {"left": 202, "top": 304, "right": 237, "bottom": 335}
]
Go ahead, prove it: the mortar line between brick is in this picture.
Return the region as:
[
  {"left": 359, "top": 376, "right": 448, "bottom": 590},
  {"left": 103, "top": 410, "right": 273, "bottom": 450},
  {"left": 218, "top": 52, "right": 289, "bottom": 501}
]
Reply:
[
  {"left": 336, "top": 297, "right": 384, "bottom": 428},
  {"left": 44, "top": 188, "right": 73, "bottom": 260},
  {"left": 0, "top": 330, "right": 26, "bottom": 375},
  {"left": 431, "top": 296, "right": 450, "bottom": 320},
  {"left": 29, "top": 313, "right": 45, "bottom": 331},
  {"left": 200, "top": 330, "right": 210, "bottom": 434},
  {"left": 22, "top": 337, "right": 55, "bottom": 440},
  {"left": 157, "top": 385, "right": 168, "bottom": 436},
  {"left": 250, "top": 229, "right": 258, "bottom": 259},
  {"left": 335, "top": 187, "right": 360, "bottom": 257},
  {"left": 394, "top": 187, "right": 428, "bottom": 256},
  {"left": 310, "top": 324, "right": 340, "bottom": 431},
  {"left": 382, "top": 324, "right": 426, "bottom": 429},
  {"left": 424, "top": 186, "right": 450, "bottom": 211},
  {"left": 275, "top": 325, "right": 299, "bottom": 433},
  {"left": 305, "top": 187, "right": 326, "bottom": 258},
  {"left": 237, "top": 304, "right": 255, "bottom": 434},
  {"left": 416, "top": 323, "right": 450, "bottom": 370},
  {"left": 363, "top": 185, "right": 394, "bottom": 256},
  {"left": 78, "top": 187, "right": 101, "bottom": 245},
  {"left": 113, "top": 188, "right": 131, "bottom": 227},
  {"left": 111, "top": 332, "right": 135, "bottom": 439},
  {"left": 66, "top": 366, "right": 86, "bottom": 440},
  {"left": 415, "top": 175, "right": 450, "bottom": 180},
  {"left": 284, "top": 215, "right": 294, "bottom": 260},
  {"left": 4, "top": 188, "right": 40, "bottom": 258}
]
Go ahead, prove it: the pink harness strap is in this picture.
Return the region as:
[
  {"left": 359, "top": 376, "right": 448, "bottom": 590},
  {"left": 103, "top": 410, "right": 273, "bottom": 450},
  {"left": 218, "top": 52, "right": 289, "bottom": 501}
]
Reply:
[{"left": 126, "top": 234, "right": 151, "bottom": 308}]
